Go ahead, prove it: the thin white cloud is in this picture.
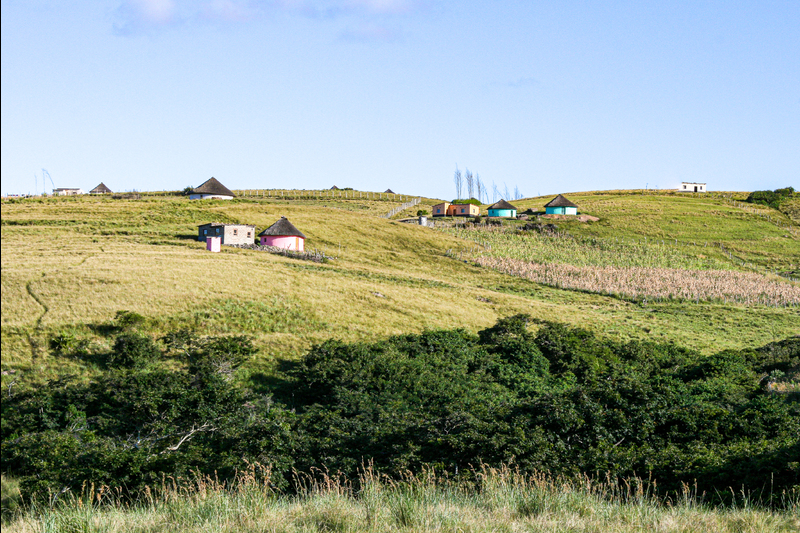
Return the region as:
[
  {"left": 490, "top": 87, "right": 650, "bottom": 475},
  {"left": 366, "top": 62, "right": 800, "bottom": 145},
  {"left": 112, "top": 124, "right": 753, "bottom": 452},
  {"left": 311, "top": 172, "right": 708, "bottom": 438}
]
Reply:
[
  {"left": 113, "top": 0, "right": 180, "bottom": 35},
  {"left": 113, "top": 0, "right": 422, "bottom": 36},
  {"left": 134, "top": 0, "right": 177, "bottom": 23},
  {"left": 200, "top": 0, "right": 258, "bottom": 22}
]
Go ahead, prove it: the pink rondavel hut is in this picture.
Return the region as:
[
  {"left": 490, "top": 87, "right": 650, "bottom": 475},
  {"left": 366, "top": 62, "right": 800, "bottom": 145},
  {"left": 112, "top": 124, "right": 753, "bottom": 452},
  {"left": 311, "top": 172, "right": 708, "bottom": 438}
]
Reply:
[{"left": 259, "top": 217, "right": 306, "bottom": 251}]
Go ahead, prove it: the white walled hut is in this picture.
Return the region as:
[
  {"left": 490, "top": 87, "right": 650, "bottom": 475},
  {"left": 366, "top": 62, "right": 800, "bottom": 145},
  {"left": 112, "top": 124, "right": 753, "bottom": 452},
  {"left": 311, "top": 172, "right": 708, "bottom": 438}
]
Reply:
[
  {"left": 259, "top": 217, "right": 306, "bottom": 251},
  {"left": 190, "top": 177, "right": 235, "bottom": 200},
  {"left": 679, "top": 182, "right": 707, "bottom": 193}
]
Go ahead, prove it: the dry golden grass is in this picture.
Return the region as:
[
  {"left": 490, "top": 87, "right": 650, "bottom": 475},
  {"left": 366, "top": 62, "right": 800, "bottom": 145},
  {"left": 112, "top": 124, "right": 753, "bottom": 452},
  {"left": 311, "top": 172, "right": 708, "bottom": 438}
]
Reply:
[
  {"left": 3, "top": 465, "right": 798, "bottom": 533},
  {"left": 2, "top": 194, "right": 799, "bottom": 379}
]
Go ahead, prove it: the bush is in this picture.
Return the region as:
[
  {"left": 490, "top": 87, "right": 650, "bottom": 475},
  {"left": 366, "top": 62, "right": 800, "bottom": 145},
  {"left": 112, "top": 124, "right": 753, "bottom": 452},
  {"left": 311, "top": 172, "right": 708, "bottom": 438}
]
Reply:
[
  {"left": 452, "top": 198, "right": 482, "bottom": 206},
  {"left": 49, "top": 332, "right": 77, "bottom": 355},
  {"left": 416, "top": 210, "right": 429, "bottom": 216},
  {"left": 745, "top": 187, "right": 795, "bottom": 209},
  {"left": 114, "top": 310, "right": 147, "bottom": 330},
  {"left": 108, "top": 332, "right": 160, "bottom": 368}
]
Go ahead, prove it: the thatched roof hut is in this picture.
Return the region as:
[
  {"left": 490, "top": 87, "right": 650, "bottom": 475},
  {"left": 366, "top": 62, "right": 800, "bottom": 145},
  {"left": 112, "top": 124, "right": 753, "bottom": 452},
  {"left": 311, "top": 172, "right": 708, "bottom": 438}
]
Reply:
[
  {"left": 544, "top": 194, "right": 578, "bottom": 215},
  {"left": 190, "top": 178, "right": 235, "bottom": 199},
  {"left": 90, "top": 182, "right": 112, "bottom": 194},
  {"left": 258, "top": 217, "right": 306, "bottom": 251}
]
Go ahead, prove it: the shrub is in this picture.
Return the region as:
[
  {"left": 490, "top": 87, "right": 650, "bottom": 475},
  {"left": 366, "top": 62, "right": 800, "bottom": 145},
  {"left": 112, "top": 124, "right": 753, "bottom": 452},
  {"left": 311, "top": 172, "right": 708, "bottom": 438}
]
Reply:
[
  {"left": 452, "top": 198, "right": 482, "bottom": 206},
  {"left": 114, "top": 310, "right": 147, "bottom": 330},
  {"left": 49, "top": 332, "right": 77, "bottom": 355},
  {"left": 108, "top": 332, "right": 160, "bottom": 368},
  {"left": 746, "top": 187, "right": 795, "bottom": 209},
  {"left": 416, "top": 210, "right": 429, "bottom": 216}
]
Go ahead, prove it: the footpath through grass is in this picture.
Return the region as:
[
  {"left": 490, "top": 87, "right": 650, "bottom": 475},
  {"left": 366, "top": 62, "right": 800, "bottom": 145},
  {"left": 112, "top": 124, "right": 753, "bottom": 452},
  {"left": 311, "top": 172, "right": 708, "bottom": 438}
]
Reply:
[{"left": 2, "top": 193, "right": 799, "bottom": 386}]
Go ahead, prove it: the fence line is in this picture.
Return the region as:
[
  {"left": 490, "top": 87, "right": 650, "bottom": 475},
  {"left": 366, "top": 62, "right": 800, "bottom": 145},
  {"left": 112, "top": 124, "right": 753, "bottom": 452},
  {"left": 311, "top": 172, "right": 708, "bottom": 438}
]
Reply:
[
  {"left": 382, "top": 198, "right": 421, "bottom": 218},
  {"left": 231, "top": 189, "right": 411, "bottom": 203}
]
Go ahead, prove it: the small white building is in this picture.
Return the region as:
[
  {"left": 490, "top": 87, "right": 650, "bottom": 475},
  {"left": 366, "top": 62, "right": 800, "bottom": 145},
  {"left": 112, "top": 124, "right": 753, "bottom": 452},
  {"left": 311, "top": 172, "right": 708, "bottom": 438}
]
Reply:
[
  {"left": 679, "top": 182, "right": 707, "bottom": 193},
  {"left": 52, "top": 188, "right": 85, "bottom": 196}
]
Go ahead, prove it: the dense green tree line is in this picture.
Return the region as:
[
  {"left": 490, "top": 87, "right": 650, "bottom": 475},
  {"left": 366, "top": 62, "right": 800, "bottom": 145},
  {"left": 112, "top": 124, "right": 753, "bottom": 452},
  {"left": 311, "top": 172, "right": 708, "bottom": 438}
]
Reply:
[{"left": 2, "top": 316, "right": 798, "bottom": 506}]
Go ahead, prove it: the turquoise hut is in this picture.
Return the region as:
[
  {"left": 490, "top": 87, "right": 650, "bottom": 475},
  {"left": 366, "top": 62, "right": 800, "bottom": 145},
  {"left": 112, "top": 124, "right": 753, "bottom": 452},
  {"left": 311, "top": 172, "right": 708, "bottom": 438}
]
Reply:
[
  {"left": 544, "top": 194, "right": 578, "bottom": 215},
  {"left": 488, "top": 199, "right": 518, "bottom": 218}
]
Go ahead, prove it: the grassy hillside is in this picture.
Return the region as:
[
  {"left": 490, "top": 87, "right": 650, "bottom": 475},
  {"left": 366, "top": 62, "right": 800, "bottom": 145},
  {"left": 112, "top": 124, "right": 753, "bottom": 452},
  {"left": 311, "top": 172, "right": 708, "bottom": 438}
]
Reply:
[{"left": 2, "top": 190, "right": 798, "bottom": 387}]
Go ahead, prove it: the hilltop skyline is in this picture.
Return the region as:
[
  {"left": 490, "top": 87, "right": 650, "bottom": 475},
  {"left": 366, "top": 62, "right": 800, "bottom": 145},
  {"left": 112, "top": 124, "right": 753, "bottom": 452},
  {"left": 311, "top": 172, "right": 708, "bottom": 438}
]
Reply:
[{"left": 2, "top": 1, "right": 798, "bottom": 198}]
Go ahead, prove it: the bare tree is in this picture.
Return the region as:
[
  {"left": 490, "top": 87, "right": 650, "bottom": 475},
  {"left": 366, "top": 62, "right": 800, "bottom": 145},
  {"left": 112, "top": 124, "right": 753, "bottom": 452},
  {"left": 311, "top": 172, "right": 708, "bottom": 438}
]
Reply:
[
  {"left": 453, "top": 166, "right": 463, "bottom": 199},
  {"left": 476, "top": 174, "right": 483, "bottom": 204},
  {"left": 514, "top": 185, "right": 522, "bottom": 200},
  {"left": 492, "top": 181, "right": 499, "bottom": 203},
  {"left": 504, "top": 183, "right": 511, "bottom": 201},
  {"left": 465, "top": 169, "right": 474, "bottom": 200}
]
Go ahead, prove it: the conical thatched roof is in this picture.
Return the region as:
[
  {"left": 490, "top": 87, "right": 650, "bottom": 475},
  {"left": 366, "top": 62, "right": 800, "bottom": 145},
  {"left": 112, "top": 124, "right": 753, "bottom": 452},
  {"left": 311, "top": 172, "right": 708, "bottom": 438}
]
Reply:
[
  {"left": 384, "top": 189, "right": 395, "bottom": 194},
  {"left": 258, "top": 217, "right": 306, "bottom": 238},
  {"left": 489, "top": 199, "right": 518, "bottom": 210},
  {"left": 193, "top": 177, "right": 235, "bottom": 197},
  {"left": 544, "top": 194, "right": 578, "bottom": 208},
  {"left": 330, "top": 185, "right": 339, "bottom": 190},
  {"left": 90, "top": 182, "right": 112, "bottom": 194}
]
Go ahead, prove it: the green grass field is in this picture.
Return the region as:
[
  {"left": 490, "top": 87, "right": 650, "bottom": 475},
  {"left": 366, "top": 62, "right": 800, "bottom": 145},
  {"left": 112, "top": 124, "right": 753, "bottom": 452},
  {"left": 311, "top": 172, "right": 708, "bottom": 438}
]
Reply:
[
  {"left": 2, "top": 190, "right": 798, "bottom": 385},
  {"left": 2, "top": 189, "right": 799, "bottom": 530}
]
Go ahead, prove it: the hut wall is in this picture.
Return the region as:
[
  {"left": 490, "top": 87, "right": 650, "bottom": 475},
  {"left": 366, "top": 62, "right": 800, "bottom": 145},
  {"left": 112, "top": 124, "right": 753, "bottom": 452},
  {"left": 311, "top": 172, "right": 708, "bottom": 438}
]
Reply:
[
  {"left": 189, "top": 194, "right": 234, "bottom": 200},
  {"left": 261, "top": 235, "right": 304, "bottom": 251},
  {"left": 223, "top": 226, "right": 254, "bottom": 245},
  {"left": 488, "top": 208, "right": 516, "bottom": 218}
]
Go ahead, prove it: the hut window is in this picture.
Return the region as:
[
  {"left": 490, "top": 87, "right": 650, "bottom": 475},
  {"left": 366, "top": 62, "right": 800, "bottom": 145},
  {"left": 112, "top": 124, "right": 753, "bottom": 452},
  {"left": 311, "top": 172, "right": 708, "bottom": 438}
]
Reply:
[
  {"left": 203, "top": 229, "right": 207, "bottom": 235},
  {"left": 247, "top": 231, "right": 251, "bottom": 238},
  {"left": 233, "top": 229, "right": 238, "bottom": 236}
]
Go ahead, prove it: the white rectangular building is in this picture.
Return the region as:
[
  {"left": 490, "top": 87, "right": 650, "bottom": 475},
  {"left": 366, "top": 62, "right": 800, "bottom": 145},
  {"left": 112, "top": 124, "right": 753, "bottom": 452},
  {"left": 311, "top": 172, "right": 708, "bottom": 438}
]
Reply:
[{"left": 679, "top": 182, "right": 707, "bottom": 193}]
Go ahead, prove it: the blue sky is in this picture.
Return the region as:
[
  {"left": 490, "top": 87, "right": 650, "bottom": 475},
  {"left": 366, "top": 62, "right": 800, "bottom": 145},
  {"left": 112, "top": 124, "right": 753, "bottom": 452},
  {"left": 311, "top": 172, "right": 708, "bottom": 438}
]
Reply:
[{"left": 2, "top": 1, "right": 798, "bottom": 199}]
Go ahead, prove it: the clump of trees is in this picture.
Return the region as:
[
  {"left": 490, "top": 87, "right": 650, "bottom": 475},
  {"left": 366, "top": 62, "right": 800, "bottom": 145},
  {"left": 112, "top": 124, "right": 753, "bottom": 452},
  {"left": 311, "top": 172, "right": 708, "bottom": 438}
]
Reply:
[
  {"left": 746, "top": 187, "right": 795, "bottom": 209},
  {"left": 2, "top": 316, "right": 798, "bottom": 507},
  {"left": 454, "top": 166, "right": 524, "bottom": 203}
]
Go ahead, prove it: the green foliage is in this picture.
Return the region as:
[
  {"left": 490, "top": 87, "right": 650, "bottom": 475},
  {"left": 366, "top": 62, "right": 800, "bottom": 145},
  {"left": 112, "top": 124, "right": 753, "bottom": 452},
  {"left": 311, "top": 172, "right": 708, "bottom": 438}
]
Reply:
[
  {"left": 49, "top": 332, "right": 78, "bottom": 355},
  {"left": 107, "top": 332, "right": 160, "bottom": 368},
  {"left": 746, "top": 187, "right": 795, "bottom": 209},
  {"left": 452, "top": 198, "right": 482, "bottom": 205},
  {"left": 2, "top": 318, "right": 798, "bottom": 507},
  {"left": 114, "top": 310, "right": 147, "bottom": 331},
  {"left": 416, "top": 209, "right": 429, "bottom": 216}
]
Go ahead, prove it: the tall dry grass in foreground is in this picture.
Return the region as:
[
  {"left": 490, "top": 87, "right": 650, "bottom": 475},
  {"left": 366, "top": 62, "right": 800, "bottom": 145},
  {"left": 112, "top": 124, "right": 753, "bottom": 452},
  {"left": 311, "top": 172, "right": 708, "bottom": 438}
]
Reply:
[
  {"left": 477, "top": 256, "right": 800, "bottom": 307},
  {"left": 4, "top": 465, "right": 798, "bottom": 533}
]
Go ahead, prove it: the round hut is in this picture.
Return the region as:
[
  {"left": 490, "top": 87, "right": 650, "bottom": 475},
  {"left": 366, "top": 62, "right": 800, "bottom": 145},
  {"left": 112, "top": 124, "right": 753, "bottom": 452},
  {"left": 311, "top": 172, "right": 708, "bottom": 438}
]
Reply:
[
  {"left": 544, "top": 194, "right": 578, "bottom": 215},
  {"left": 487, "top": 199, "right": 518, "bottom": 218},
  {"left": 190, "top": 177, "right": 235, "bottom": 200},
  {"left": 259, "top": 217, "right": 306, "bottom": 251}
]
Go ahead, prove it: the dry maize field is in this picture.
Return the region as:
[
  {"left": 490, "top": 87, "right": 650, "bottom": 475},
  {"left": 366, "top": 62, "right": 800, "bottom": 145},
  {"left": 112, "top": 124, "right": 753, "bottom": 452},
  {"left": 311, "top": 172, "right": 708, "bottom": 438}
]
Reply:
[{"left": 443, "top": 226, "right": 800, "bottom": 306}]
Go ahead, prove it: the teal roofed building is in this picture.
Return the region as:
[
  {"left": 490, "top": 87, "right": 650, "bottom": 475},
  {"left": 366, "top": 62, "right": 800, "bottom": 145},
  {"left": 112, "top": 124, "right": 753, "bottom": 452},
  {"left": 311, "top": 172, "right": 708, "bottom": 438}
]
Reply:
[
  {"left": 487, "top": 199, "right": 518, "bottom": 218},
  {"left": 544, "top": 194, "right": 578, "bottom": 215}
]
